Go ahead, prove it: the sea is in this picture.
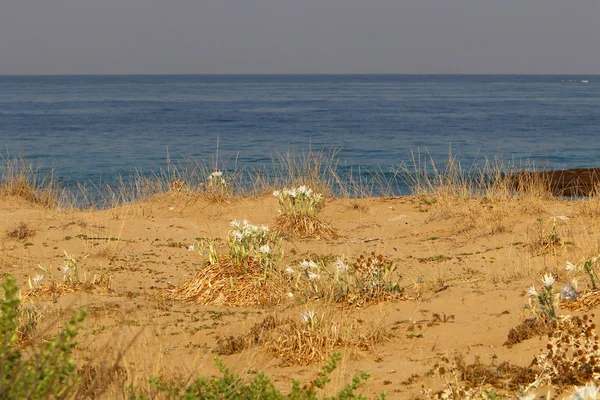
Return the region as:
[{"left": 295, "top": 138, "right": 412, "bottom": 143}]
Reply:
[{"left": 1, "top": 74, "right": 599, "bottom": 197}]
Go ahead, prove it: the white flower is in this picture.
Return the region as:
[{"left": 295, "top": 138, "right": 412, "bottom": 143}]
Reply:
[
  {"left": 234, "top": 230, "right": 245, "bottom": 240},
  {"left": 273, "top": 190, "right": 280, "bottom": 197},
  {"left": 527, "top": 284, "right": 538, "bottom": 297},
  {"left": 566, "top": 261, "right": 577, "bottom": 271},
  {"left": 258, "top": 244, "right": 271, "bottom": 254},
  {"left": 188, "top": 244, "right": 195, "bottom": 252},
  {"left": 307, "top": 272, "right": 320, "bottom": 281},
  {"left": 541, "top": 273, "right": 556, "bottom": 288},
  {"left": 33, "top": 274, "right": 44, "bottom": 286},
  {"left": 569, "top": 382, "right": 600, "bottom": 400},
  {"left": 335, "top": 257, "right": 347, "bottom": 273},
  {"left": 300, "top": 310, "right": 316, "bottom": 323},
  {"left": 287, "top": 292, "right": 294, "bottom": 298},
  {"left": 284, "top": 266, "right": 295, "bottom": 275},
  {"left": 299, "top": 260, "right": 318, "bottom": 270},
  {"left": 210, "top": 171, "right": 223, "bottom": 177},
  {"left": 230, "top": 220, "right": 241, "bottom": 227}
]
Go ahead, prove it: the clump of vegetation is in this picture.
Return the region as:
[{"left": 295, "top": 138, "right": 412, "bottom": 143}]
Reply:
[
  {"left": 566, "top": 255, "right": 600, "bottom": 290},
  {"left": 129, "top": 351, "right": 384, "bottom": 399},
  {"left": 529, "top": 314, "right": 600, "bottom": 388},
  {"left": 0, "top": 275, "right": 86, "bottom": 399},
  {"left": 332, "top": 253, "right": 403, "bottom": 307},
  {"left": 273, "top": 186, "right": 337, "bottom": 239},
  {"left": 504, "top": 274, "right": 559, "bottom": 347},
  {"left": 216, "top": 311, "right": 393, "bottom": 367},
  {"left": 527, "top": 273, "right": 559, "bottom": 321},
  {"left": 23, "top": 251, "right": 111, "bottom": 301},
  {"left": 530, "top": 216, "right": 568, "bottom": 255},
  {"left": 0, "top": 155, "right": 62, "bottom": 208},
  {"left": 5, "top": 222, "right": 35, "bottom": 241},
  {"left": 226, "top": 219, "right": 281, "bottom": 270},
  {"left": 422, "top": 354, "right": 536, "bottom": 399},
  {"left": 171, "top": 220, "right": 285, "bottom": 306}
]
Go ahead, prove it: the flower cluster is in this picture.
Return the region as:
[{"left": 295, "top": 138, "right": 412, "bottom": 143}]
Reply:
[
  {"left": 527, "top": 273, "right": 558, "bottom": 320},
  {"left": 227, "top": 220, "right": 278, "bottom": 268},
  {"left": 207, "top": 170, "right": 230, "bottom": 193},
  {"left": 567, "top": 255, "right": 600, "bottom": 290},
  {"left": 273, "top": 186, "right": 324, "bottom": 216}
]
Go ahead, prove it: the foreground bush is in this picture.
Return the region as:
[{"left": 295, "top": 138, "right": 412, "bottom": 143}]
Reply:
[
  {"left": 0, "top": 275, "right": 85, "bottom": 399},
  {"left": 128, "top": 352, "right": 385, "bottom": 400}
]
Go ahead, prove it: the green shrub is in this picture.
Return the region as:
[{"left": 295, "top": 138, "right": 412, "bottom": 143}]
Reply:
[
  {"left": 128, "top": 351, "right": 385, "bottom": 400},
  {"left": 0, "top": 275, "right": 86, "bottom": 399}
]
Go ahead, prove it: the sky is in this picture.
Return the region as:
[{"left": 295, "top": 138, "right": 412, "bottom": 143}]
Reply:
[{"left": 1, "top": 0, "right": 599, "bottom": 75}]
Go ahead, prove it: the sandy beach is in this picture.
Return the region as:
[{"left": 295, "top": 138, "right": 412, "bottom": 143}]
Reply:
[{"left": 4, "top": 170, "right": 600, "bottom": 399}]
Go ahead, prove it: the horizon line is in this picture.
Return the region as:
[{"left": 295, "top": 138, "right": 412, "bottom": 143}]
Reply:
[{"left": 1, "top": 72, "right": 599, "bottom": 77}]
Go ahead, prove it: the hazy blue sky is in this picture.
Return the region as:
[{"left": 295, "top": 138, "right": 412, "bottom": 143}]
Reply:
[{"left": 1, "top": 0, "right": 599, "bottom": 74}]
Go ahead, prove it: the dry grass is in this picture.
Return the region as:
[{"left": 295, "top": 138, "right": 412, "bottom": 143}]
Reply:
[
  {"left": 265, "top": 311, "right": 393, "bottom": 366},
  {"left": 0, "top": 155, "right": 63, "bottom": 207},
  {"left": 273, "top": 213, "right": 338, "bottom": 240},
  {"left": 169, "top": 255, "right": 287, "bottom": 307},
  {"left": 216, "top": 311, "right": 394, "bottom": 366},
  {"left": 331, "top": 252, "right": 404, "bottom": 308},
  {"left": 22, "top": 275, "right": 113, "bottom": 302},
  {"left": 531, "top": 314, "right": 600, "bottom": 387},
  {"left": 5, "top": 222, "right": 35, "bottom": 241}
]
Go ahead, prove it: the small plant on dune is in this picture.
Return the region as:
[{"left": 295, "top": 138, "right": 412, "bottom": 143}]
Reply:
[
  {"left": 5, "top": 222, "right": 35, "bottom": 241},
  {"left": 274, "top": 186, "right": 324, "bottom": 216},
  {"left": 1, "top": 275, "right": 86, "bottom": 399},
  {"left": 23, "top": 252, "right": 111, "bottom": 301},
  {"left": 227, "top": 220, "right": 281, "bottom": 270},
  {"left": 172, "top": 220, "right": 285, "bottom": 306},
  {"left": 527, "top": 273, "right": 559, "bottom": 321},
  {"left": 333, "top": 253, "right": 403, "bottom": 307},
  {"left": 566, "top": 255, "right": 600, "bottom": 291},
  {"left": 273, "top": 186, "right": 337, "bottom": 239},
  {"left": 264, "top": 311, "right": 392, "bottom": 366},
  {"left": 206, "top": 170, "right": 232, "bottom": 196},
  {"left": 59, "top": 251, "right": 88, "bottom": 283},
  {"left": 531, "top": 216, "right": 567, "bottom": 255}
]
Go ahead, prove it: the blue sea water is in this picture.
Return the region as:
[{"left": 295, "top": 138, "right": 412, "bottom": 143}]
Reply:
[{"left": 1, "top": 74, "right": 599, "bottom": 195}]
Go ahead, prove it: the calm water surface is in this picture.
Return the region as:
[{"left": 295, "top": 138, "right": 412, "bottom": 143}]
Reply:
[{"left": 1, "top": 74, "right": 599, "bottom": 194}]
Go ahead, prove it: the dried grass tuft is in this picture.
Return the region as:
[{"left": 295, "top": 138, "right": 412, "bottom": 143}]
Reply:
[
  {"left": 22, "top": 277, "right": 112, "bottom": 302},
  {"left": 5, "top": 222, "right": 35, "bottom": 240},
  {"left": 0, "top": 155, "right": 62, "bottom": 207},
  {"left": 265, "top": 313, "right": 393, "bottom": 366},
  {"left": 170, "top": 256, "right": 286, "bottom": 307},
  {"left": 562, "top": 289, "right": 600, "bottom": 311},
  {"left": 273, "top": 213, "right": 338, "bottom": 240},
  {"left": 216, "top": 312, "right": 393, "bottom": 366}
]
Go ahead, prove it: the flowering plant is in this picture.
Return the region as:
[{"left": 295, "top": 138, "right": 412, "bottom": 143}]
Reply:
[
  {"left": 227, "top": 219, "right": 280, "bottom": 269},
  {"left": 207, "top": 170, "right": 231, "bottom": 194},
  {"left": 527, "top": 273, "right": 558, "bottom": 320},
  {"left": 273, "top": 186, "right": 324, "bottom": 217},
  {"left": 566, "top": 255, "right": 600, "bottom": 290}
]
